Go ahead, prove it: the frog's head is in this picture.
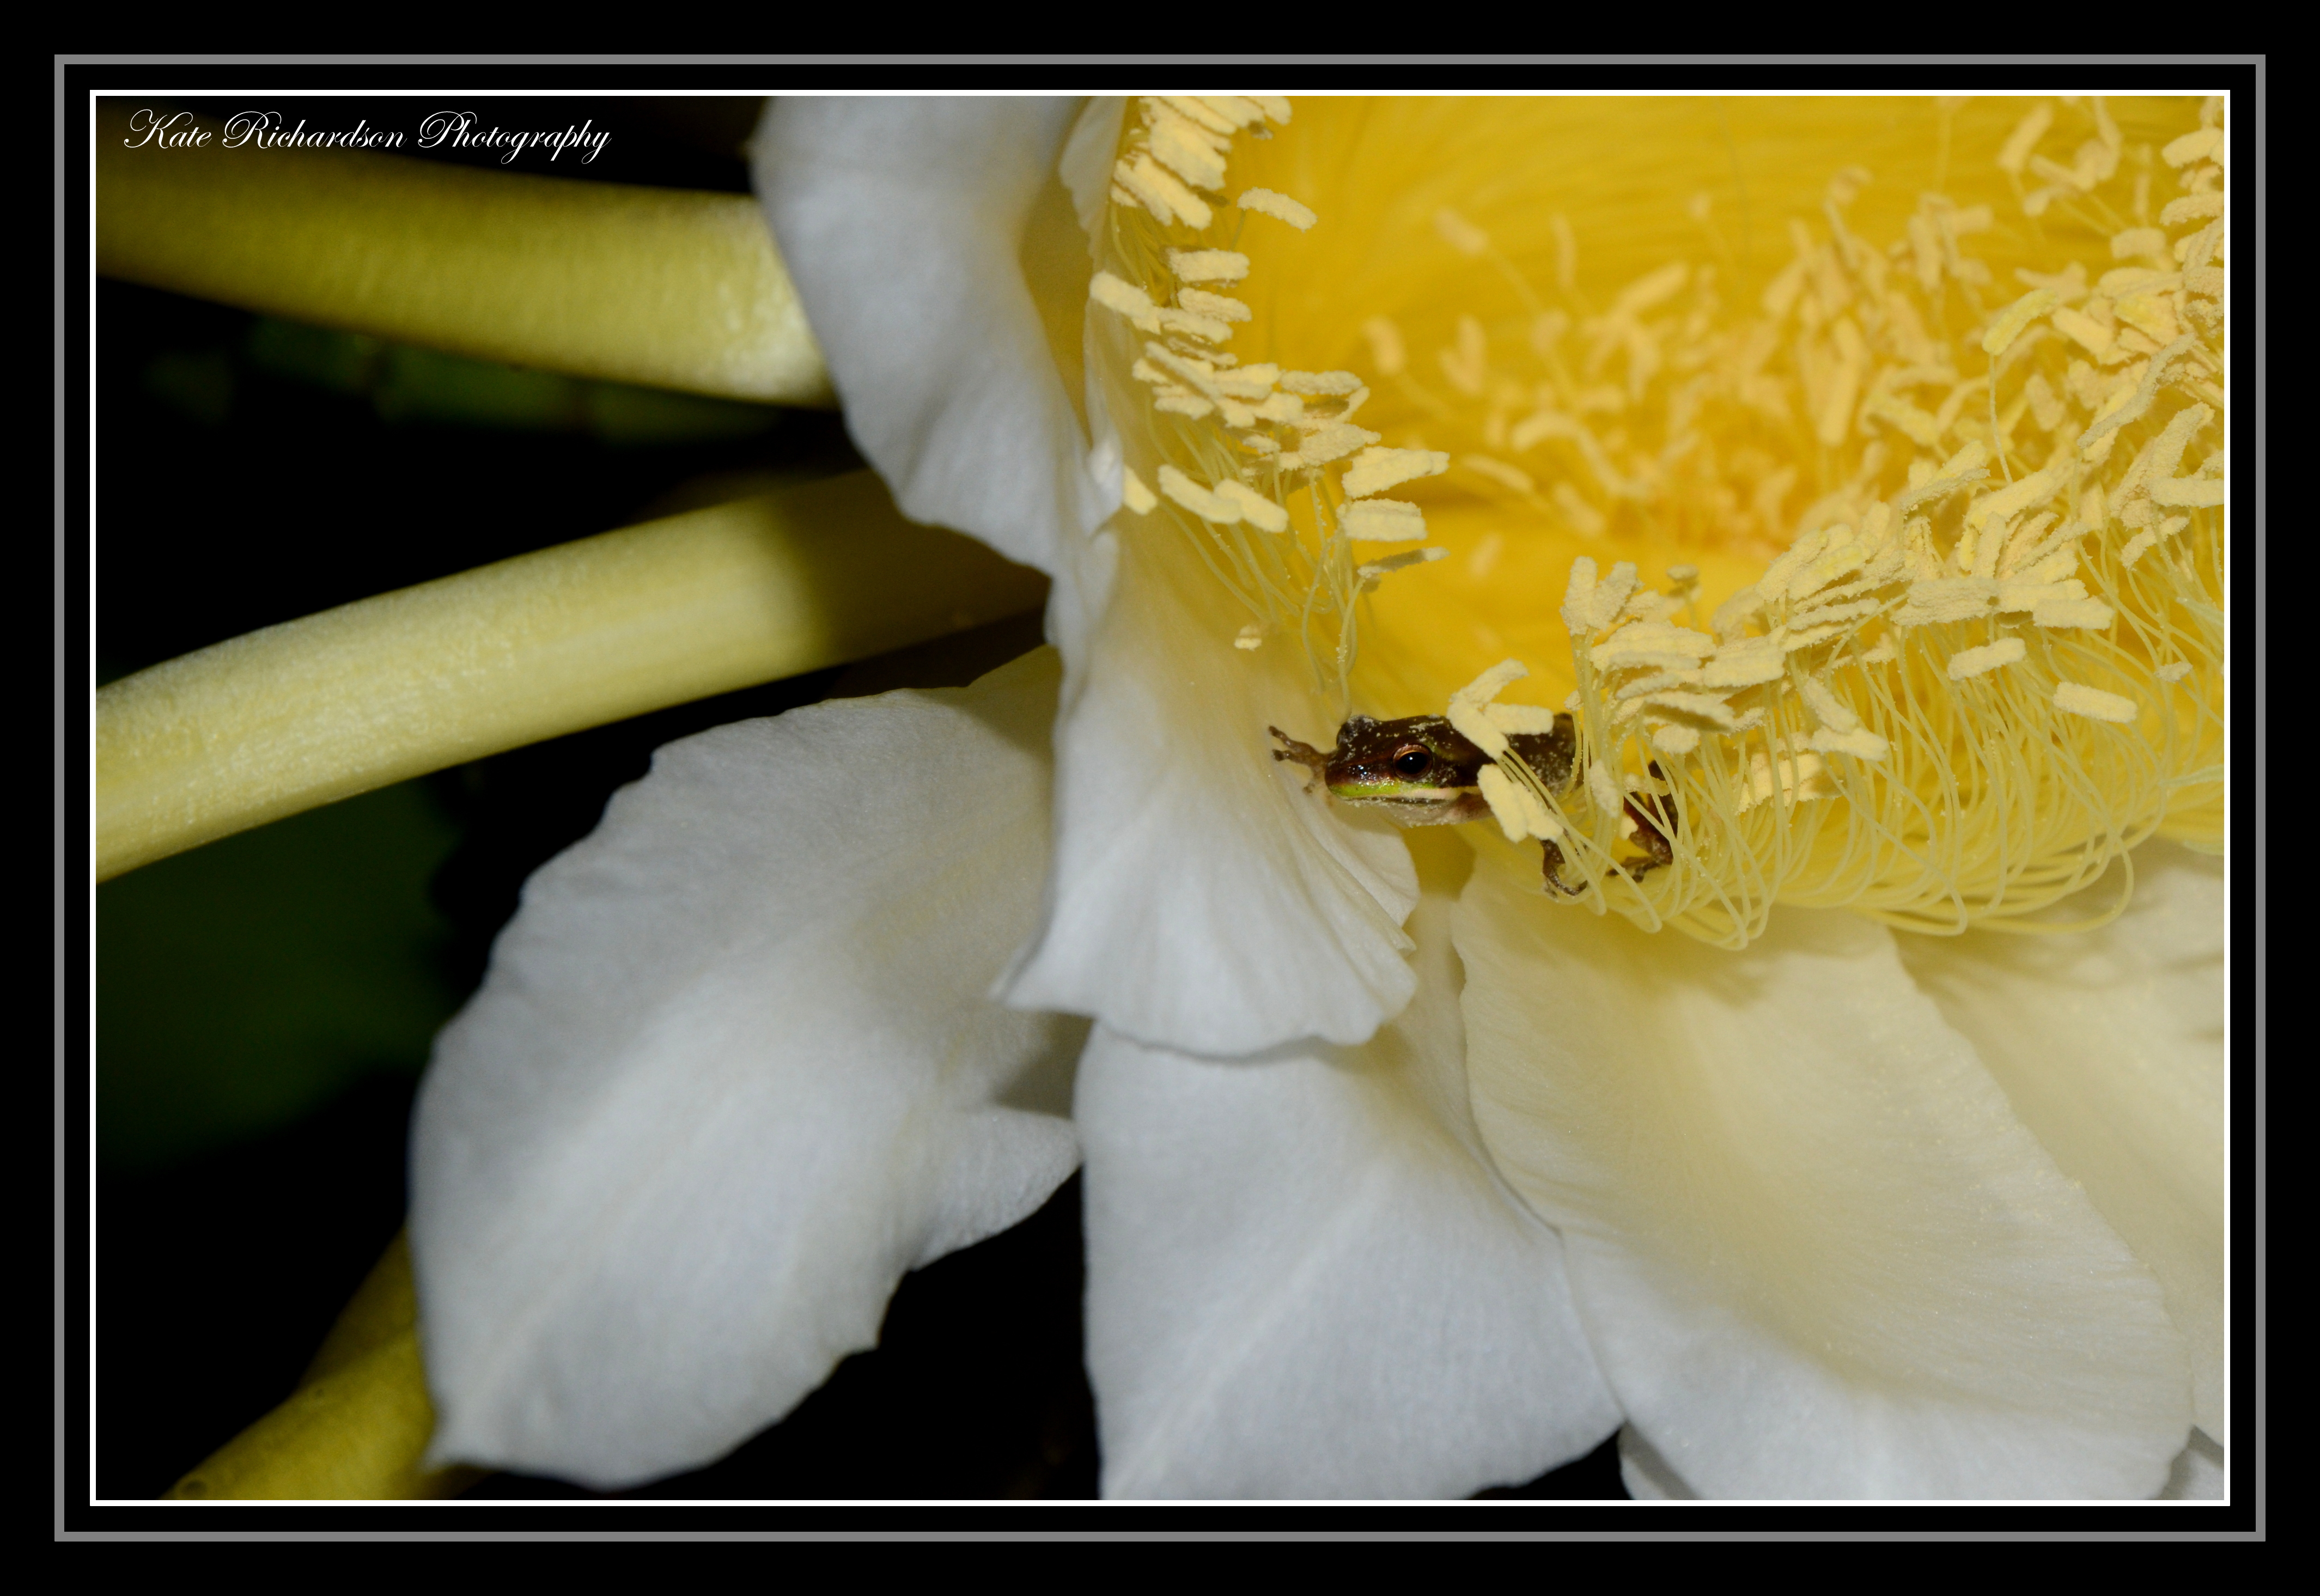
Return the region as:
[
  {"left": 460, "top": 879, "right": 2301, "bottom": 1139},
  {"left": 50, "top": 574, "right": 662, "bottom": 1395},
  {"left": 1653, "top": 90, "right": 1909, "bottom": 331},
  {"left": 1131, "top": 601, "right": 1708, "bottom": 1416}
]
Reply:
[{"left": 1311, "top": 714, "right": 1493, "bottom": 826}]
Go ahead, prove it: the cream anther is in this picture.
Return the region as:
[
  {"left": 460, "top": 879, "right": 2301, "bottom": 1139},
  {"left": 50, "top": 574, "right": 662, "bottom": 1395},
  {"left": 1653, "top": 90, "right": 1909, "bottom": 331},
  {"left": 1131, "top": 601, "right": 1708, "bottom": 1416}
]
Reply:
[
  {"left": 1279, "top": 370, "right": 1363, "bottom": 396},
  {"left": 1121, "top": 467, "right": 1157, "bottom": 515},
  {"left": 1585, "top": 759, "right": 1624, "bottom": 819},
  {"left": 1196, "top": 97, "right": 1270, "bottom": 130},
  {"left": 1167, "top": 249, "right": 1250, "bottom": 284},
  {"left": 2164, "top": 127, "right": 2222, "bottom": 167},
  {"left": 1476, "top": 763, "right": 1562, "bottom": 843},
  {"left": 1156, "top": 463, "right": 1238, "bottom": 525},
  {"left": 1342, "top": 446, "right": 1450, "bottom": 499},
  {"left": 1981, "top": 287, "right": 2059, "bottom": 357},
  {"left": 1178, "top": 288, "right": 1252, "bottom": 323},
  {"left": 1158, "top": 96, "right": 1239, "bottom": 137},
  {"left": 1293, "top": 422, "right": 1381, "bottom": 468},
  {"left": 1947, "top": 638, "right": 2028, "bottom": 679},
  {"left": 1238, "top": 188, "right": 1317, "bottom": 229},
  {"left": 1700, "top": 635, "right": 1786, "bottom": 689},
  {"left": 1342, "top": 500, "right": 1428, "bottom": 541},
  {"left": 1809, "top": 726, "right": 1890, "bottom": 759},
  {"left": 1354, "top": 547, "right": 1445, "bottom": 587},
  {"left": 1214, "top": 479, "right": 1289, "bottom": 532},
  {"left": 1895, "top": 578, "right": 1999, "bottom": 628},
  {"left": 1590, "top": 623, "right": 1717, "bottom": 672},
  {"left": 1116, "top": 153, "right": 1213, "bottom": 229},
  {"left": 1561, "top": 558, "right": 1640, "bottom": 635},
  {"left": 1797, "top": 673, "right": 1860, "bottom": 733},
  {"left": 1737, "top": 750, "right": 1830, "bottom": 813},
  {"left": 1149, "top": 107, "right": 1229, "bottom": 192},
  {"left": 1090, "top": 271, "right": 1161, "bottom": 331},
  {"left": 2054, "top": 681, "right": 2138, "bottom": 722}
]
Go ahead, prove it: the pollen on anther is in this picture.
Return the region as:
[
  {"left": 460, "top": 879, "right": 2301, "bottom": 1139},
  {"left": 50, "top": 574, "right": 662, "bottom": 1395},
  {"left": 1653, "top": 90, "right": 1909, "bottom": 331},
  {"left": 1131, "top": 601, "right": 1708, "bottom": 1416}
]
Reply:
[
  {"left": 1343, "top": 446, "right": 1451, "bottom": 499},
  {"left": 1946, "top": 637, "right": 2029, "bottom": 680},
  {"left": 1477, "top": 762, "right": 1561, "bottom": 843},
  {"left": 1280, "top": 369, "right": 1364, "bottom": 397},
  {"left": 1091, "top": 271, "right": 1161, "bottom": 328},
  {"left": 1167, "top": 249, "right": 1251, "bottom": 284},
  {"left": 1215, "top": 478, "right": 1290, "bottom": 532},
  {"left": 2054, "top": 681, "right": 2139, "bottom": 722},
  {"left": 1355, "top": 547, "right": 1446, "bottom": 586},
  {"left": 1156, "top": 462, "right": 1237, "bottom": 525},
  {"left": 1239, "top": 188, "right": 1317, "bottom": 230},
  {"left": 1343, "top": 499, "right": 1428, "bottom": 541},
  {"left": 1117, "top": 154, "right": 1213, "bottom": 229}
]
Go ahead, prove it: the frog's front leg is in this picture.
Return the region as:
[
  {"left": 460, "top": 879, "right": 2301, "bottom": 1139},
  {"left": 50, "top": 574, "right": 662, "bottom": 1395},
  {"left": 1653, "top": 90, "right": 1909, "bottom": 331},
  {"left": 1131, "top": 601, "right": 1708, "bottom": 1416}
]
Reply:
[
  {"left": 1539, "top": 839, "right": 1586, "bottom": 898},
  {"left": 1269, "top": 726, "right": 1332, "bottom": 791},
  {"left": 1622, "top": 763, "right": 1679, "bottom": 877},
  {"left": 1543, "top": 806, "right": 1673, "bottom": 892}
]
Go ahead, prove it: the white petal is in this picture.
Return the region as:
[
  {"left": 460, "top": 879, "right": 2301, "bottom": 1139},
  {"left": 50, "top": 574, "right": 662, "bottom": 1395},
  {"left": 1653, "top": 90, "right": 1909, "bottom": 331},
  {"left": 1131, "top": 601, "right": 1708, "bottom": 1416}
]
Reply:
[
  {"left": 1458, "top": 867, "right": 2191, "bottom": 1498},
  {"left": 1079, "top": 886, "right": 1621, "bottom": 1498},
  {"left": 1058, "top": 97, "right": 1128, "bottom": 239},
  {"left": 1617, "top": 1424, "right": 1696, "bottom": 1500},
  {"left": 2159, "top": 1428, "right": 2225, "bottom": 1500},
  {"left": 762, "top": 100, "right": 1417, "bottom": 1053},
  {"left": 753, "top": 99, "right": 1111, "bottom": 577},
  {"left": 410, "top": 650, "right": 1083, "bottom": 1488},
  {"left": 1892, "top": 841, "right": 2227, "bottom": 1443},
  {"left": 1004, "top": 523, "right": 1420, "bottom": 1053},
  {"left": 1627, "top": 1422, "right": 2230, "bottom": 1504}
]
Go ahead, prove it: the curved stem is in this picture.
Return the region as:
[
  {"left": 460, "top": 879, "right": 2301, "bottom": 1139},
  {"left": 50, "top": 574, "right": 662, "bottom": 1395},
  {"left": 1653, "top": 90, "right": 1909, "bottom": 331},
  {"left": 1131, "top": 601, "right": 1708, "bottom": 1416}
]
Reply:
[
  {"left": 97, "top": 472, "right": 1048, "bottom": 880},
  {"left": 95, "top": 102, "right": 832, "bottom": 406}
]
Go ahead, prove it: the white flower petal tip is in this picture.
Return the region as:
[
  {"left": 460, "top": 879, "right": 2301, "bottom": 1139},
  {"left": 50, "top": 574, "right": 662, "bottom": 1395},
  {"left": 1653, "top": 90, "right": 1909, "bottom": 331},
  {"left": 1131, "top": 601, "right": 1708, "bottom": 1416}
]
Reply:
[
  {"left": 1617, "top": 1425, "right": 1697, "bottom": 1501},
  {"left": 1058, "top": 98, "right": 1129, "bottom": 240},
  {"left": 1892, "top": 839, "right": 2227, "bottom": 1448},
  {"left": 2159, "top": 1429, "right": 2225, "bottom": 1500},
  {"left": 1003, "top": 530, "right": 1419, "bottom": 1056},
  {"left": 753, "top": 100, "right": 1109, "bottom": 577},
  {"left": 1080, "top": 894, "right": 1620, "bottom": 1498},
  {"left": 1458, "top": 868, "right": 2194, "bottom": 1499},
  {"left": 412, "top": 649, "right": 1085, "bottom": 1488},
  {"left": 1627, "top": 1422, "right": 2232, "bottom": 1503}
]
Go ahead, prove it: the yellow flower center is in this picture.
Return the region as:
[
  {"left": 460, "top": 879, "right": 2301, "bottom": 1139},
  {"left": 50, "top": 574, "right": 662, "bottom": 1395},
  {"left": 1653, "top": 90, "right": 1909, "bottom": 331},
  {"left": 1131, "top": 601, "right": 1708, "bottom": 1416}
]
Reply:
[{"left": 1093, "top": 95, "right": 2224, "bottom": 943}]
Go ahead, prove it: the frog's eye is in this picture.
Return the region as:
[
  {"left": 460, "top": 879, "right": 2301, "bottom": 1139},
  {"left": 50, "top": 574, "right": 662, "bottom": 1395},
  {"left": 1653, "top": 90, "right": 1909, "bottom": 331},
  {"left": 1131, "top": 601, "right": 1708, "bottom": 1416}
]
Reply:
[{"left": 1391, "top": 746, "right": 1433, "bottom": 777}]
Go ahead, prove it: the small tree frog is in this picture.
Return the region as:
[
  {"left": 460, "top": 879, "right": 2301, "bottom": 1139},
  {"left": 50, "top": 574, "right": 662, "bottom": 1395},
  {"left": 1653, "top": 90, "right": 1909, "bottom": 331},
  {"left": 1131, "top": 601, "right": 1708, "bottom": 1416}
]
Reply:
[{"left": 1270, "top": 714, "right": 1675, "bottom": 894}]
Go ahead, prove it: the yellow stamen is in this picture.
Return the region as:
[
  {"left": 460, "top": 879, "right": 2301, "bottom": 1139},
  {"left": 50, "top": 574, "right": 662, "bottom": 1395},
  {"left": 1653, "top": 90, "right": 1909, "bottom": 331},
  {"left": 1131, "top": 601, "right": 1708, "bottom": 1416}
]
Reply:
[{"left": 1095, "top": 96, "right": 2224, "bottom": 939}]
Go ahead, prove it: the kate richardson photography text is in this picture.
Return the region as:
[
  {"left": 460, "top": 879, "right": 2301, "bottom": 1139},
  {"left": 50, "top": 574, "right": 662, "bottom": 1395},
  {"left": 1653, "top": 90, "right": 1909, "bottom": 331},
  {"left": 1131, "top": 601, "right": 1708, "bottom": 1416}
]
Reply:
[{"left": 117, "top": 107, "right": 611, "bottom": 165}]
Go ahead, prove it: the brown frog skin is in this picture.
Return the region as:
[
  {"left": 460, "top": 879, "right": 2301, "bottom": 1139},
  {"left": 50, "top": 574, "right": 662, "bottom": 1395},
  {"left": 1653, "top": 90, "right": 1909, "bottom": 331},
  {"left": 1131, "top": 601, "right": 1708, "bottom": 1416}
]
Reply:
[{"left": 1269, "top": 713, "right": 1674, "bottom": 895}]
